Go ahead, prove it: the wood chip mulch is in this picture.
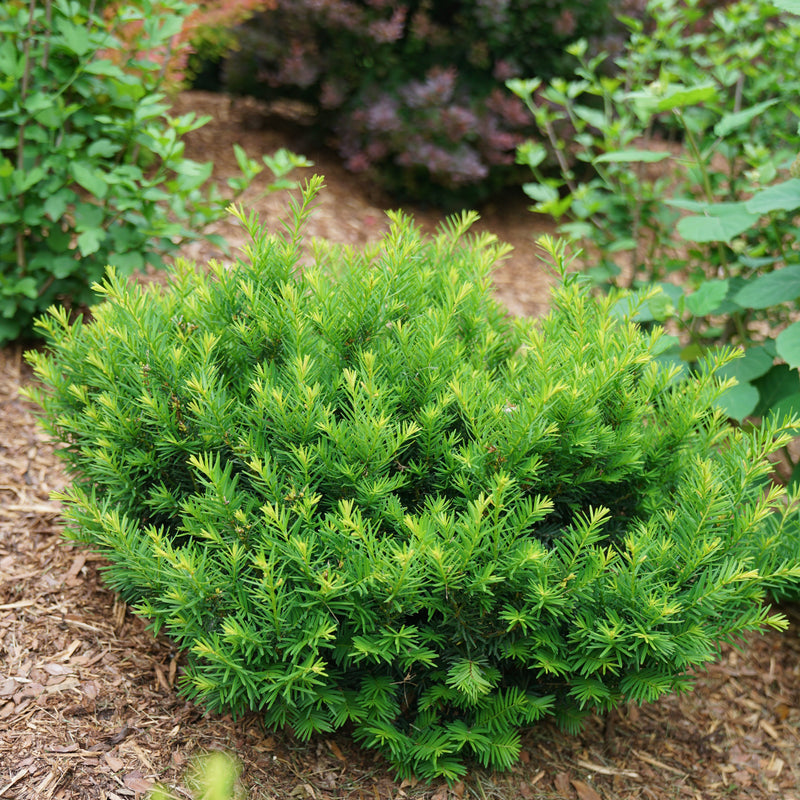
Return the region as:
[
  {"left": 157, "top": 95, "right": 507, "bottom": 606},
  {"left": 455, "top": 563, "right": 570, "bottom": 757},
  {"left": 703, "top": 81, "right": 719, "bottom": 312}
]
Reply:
[{"left": 2, "top": 91, "right": 800, "bottom": 800}]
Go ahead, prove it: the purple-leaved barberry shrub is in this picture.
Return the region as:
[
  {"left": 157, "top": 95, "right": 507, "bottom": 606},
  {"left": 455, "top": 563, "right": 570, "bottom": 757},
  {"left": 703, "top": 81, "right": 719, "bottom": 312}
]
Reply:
[{"left": 219, "top": 0, "right": 623, "bottom": 205}]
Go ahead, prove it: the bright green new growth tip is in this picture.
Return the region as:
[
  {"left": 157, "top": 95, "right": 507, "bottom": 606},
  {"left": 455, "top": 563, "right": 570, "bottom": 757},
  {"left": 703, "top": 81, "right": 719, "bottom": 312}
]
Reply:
[{"left": 26, "top": 177, "right": 800, "bottom": 780}]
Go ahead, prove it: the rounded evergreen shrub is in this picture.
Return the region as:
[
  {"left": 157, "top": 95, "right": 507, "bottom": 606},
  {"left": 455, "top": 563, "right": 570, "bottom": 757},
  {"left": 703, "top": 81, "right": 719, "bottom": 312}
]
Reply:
[{"left": 27, "top": 179, "right": 800, "bottom": 780}]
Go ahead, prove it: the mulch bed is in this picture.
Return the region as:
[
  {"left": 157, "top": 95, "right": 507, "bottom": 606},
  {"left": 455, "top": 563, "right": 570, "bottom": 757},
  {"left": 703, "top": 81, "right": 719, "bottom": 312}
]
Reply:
[{"left": 2, "top": 91, "right": 800, "bottom": 800}]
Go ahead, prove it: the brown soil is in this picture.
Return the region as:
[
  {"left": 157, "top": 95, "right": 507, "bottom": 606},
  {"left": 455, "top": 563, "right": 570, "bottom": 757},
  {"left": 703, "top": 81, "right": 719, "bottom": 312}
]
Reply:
[{"left": 2, "top": 91, "right": 800, "bottom": 800}]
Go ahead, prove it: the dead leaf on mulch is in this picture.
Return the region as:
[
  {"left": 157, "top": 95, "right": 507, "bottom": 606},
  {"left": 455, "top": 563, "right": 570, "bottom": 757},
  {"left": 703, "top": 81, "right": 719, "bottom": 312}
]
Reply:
[
  {"left": 123, "top": 770, "right": 154, "bottom": 794},
  {"left": 572, "top": 778, "right": 603, "bottom": 800},
  {"left": 555, "top": 771, "right": 574, "bottom": 797}
]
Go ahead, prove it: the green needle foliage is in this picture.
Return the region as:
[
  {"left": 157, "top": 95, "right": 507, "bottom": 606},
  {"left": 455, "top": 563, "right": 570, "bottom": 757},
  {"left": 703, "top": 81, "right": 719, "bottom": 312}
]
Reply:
[{"left": 26, "top": 178, "right": 800, "bottom": 780}]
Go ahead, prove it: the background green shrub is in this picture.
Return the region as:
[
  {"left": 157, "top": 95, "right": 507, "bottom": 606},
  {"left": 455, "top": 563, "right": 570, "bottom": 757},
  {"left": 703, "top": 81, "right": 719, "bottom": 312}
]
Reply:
[
  {"left": 0, "top": 0, "right": 307, "bottom": 346},
  {"left": 26, "top": 180, "right": 800, "bottom": 779},
  {"left": 104, "top": 0, "right": 277, "bottom": 88},
  {"left": 213, "top": 0, "right": 622, "bottom": 206},
  {"left": 511, "top": 0, "right": 800, "bottom": 480}
]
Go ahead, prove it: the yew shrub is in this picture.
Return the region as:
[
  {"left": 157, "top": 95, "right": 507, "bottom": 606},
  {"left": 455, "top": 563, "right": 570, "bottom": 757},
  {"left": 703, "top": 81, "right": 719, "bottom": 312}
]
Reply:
[{"left": 27, "top": 180, "right": 800, "bottom": 779}]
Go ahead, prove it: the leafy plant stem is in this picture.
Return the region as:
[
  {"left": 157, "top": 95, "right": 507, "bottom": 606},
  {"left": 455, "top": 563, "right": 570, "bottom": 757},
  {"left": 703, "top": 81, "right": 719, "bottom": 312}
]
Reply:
[
  {"left": 734, "top": 73, "right": 744, "bottom": 114},
  {"left": 769, "top": 217, "right": 791, "bottom": 265},
  {"left": 130, "top": 36, "right": 176, "bottom": 167},
  {"left": 630, "top": 167, "right": 648, "bottom": 284},
  {"left": 732, "top": 311, "right": 748, "bottom": 344},
  {"left": 677, "top": 112, "right": 732, "bottom": 272},
  {"left": 543, "top": 113, "right": 612, "bottom": 237},
  {"left": 42, "top": 0, "right": 52, "bottom": 70},
  {"left": 542, "top": 117, "right": 579, "bottom": 195},
  {"left": 15, "top": 0, "right": 38, "bottom": 273},
  {"left": 678, "top": 112, "right": 715, "bottom": 204}
]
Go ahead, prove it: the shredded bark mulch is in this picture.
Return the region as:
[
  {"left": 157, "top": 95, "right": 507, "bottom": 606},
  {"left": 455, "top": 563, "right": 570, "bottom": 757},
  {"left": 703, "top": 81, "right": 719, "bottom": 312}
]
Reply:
[{"left": 2, "top": 91, "right": 800, "bottom": 800}]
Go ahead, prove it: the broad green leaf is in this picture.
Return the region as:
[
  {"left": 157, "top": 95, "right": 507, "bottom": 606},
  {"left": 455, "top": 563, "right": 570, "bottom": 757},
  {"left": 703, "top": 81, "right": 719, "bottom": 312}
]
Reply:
[
  {"left": 55, "top": 18, "right": 92, "bottom": 56},
  {"left": 262, "top": 148, "right": 313, "bottom": 178},
  {"left": 516, "top": 141, "right": 547, "bottom": 170},
  {"left": 716, "top": 381, "right": 759, "bottom": 421},
  {"left": 655, "top": 282, "right": 685, "bottom": 305},
  {"left": 88, "top": 139, "right": 122, "bottom": 159},
  {"left": 23, "top": 203, "right": 46, "bottom": 226},
  {"left": 0, "top": 319, "right": 22, "bottom": 342},
  {"left": 171, "top": 112, "right": 212, "bottom": 135},
  {"left": 70, "top": 162, "right": 108, "bottom": 199},
  {"left": 613, "top": 289, "right": 668, "bottom": 322},
  {"left": 523, "top": 182, "right": 559, "bottom": 203},
  {"left": 14, "top": 165, "right": 46, "bottom": 193},
  {"left": 607, "top": 238, "right": 636, "bottom": 253},
  {"left": 713, "top": 99, "right": 780, "bottom": 138},
  {"left": 24, "top": 92, "right": 54, "bottom": 115},
  {"left": 573, "top": 105, "right": 606, "bottom": 129},
  {"left": 77, "top": 229, "right": 104, "bottom": 257},
  {"left": 233, "top": 143, "right": 254, "bottom": 175},
  {"left": 111, "top": 250, "right": 146, "bottom": 273},
  {"left": 772, "top": 0, "right": 800, "bottom": 13},
  {"left": 594, "top": 149, "right": 671, "bottom": 163},
  {"left": 676, "top": 202, "right": 759, "bottom": 242},
  {"left": 147, "top": 13, "right": 185, "bottom": 43},
  {"left": 51, "top": 254, "right": 78, "bottom": 279},
  {"left": 48, "top": 228, "right": 72, "bottom": 252},
  {"left": 685, "top": 279, "right": 729, "bottom": 316},
  {"left": 173, "top": 160, "right": 214, "bottom": 192},
  {"left": 717, "top": 345, "right": 774, "bottom": 384},
  {"left": 738, "top": 255, "right": 781, "bottom": 270},
  {"left": 559, "top": 221, "right": 594, "bottom": 240},
  {"left": 565, "top": 39, "right": 589, "bottom": 58},
  {"left": 754, "top": 363, "right": 800, "bottom": 417},
  {"left": 776, "top": 321, "right": 800, "bottom": 368},
  {"left": 616, "top": 13, "right": 643, "bottom": 32},
  {"left": 82, "top": 60, "right": 127, "bottom": 79},
  {"left": 141, "top": 186, "right": 169, "bottom": 202},
  {"left": 735, "top": 264, "right": 800, "bottom": 309},
  {"left": 681, "top": 343, "right": 704, "bottom": 363},
  {"left": 111, "top": 224, "right": 142, "bottom": 252},
  {"left": 34, "top": 106, "right": 65, "bottom": 129},
  {"left": 584, "top": 260, "right": 621, "bottom": 285},
  {"left": 614, "top": 285, "right": 679, "bottom": 323},
  {"left": 645, "top": 292, "right": 675, "bottom": 321},
  {"left": 0, "top": 40, "right": 20, "bottom": 79},
  {"left": 44, "top": 189, "right": 75, "bottom": 222},
  {"left": 745, "top": 179, "right": 800, "bottom": 214},
  {"left": 769, "top": 392, "right": 800, "bottom": 428},
  {"left": 506, "top": 78, "right": 542, "bottom": 105},
  {"left": 12, "top": 277, "right": 38, "bottom": 299},
  {"left": 75, "top": 202, "right": 104, "bottom": 231},
  {"left": 626, "top": 89, "right": 660, "bottom": 117},
  {"left": 664, "top": 198, "right": 709, "bottom": 212},
  {"left": 655, "top": 83, "right": 717, "bottom": 111}
]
